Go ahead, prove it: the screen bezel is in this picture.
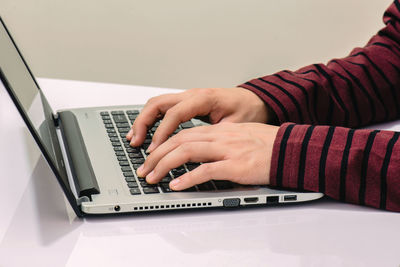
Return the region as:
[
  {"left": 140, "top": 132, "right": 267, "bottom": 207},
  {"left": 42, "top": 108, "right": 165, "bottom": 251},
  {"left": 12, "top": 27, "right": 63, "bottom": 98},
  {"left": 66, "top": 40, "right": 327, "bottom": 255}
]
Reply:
[{"left": 0, "top": 17, "right": 82, "bottom": 217}]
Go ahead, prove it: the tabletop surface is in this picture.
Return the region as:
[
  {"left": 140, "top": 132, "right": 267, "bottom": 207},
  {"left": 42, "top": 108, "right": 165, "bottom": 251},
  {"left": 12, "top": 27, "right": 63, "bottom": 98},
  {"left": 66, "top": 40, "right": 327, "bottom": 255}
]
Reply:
[{"left": 0, "top": 78, "right": 399, "bottom": 267}]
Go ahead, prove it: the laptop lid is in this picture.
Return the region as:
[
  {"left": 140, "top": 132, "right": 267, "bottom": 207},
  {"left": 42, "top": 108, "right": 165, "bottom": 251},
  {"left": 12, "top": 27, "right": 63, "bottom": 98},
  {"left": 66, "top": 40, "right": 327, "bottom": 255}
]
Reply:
[{"left": 0, "top": 17, "right": 82, "bottom": 216}]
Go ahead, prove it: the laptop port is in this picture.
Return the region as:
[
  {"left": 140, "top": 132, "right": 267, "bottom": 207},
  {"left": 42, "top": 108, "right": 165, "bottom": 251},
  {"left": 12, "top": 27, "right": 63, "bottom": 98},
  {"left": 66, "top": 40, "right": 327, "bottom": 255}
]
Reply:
[
  {"left": 244, "top": 197, "right": 259, "bottom": 203},
  {"left": 284, "top": 195, "right": 297, "bottom": 201},
  {"left": 266, "top": 196, "right": 279, "bottom": 204},
  {"left": 114, "top": 205, "right": 121, "bottom": 212},
  {"left": 223, "top": 198, "right": 241, "bottom": 207}
]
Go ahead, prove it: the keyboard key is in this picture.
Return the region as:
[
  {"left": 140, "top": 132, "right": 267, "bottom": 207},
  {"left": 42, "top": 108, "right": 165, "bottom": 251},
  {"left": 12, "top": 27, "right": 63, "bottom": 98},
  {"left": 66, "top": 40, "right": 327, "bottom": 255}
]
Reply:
[
  {"left": 127, "top": 182, "right": 138, "bottom": 188},
  {"left": 117, "top": 156, "right": 128, "bottom": 161},
  {"left": 143, "top": 139, "right": 152, "bottom": 145},
  {"left": 131, "top": 158, "right": 145, "bottom": 164},
  {"left": 123, "top": 171, "right": 134, "bottom": 177},
  {"left": 115, "top": 151, "right": 125, "bottom": 156},
  {"left": 118, "top": 127, "right": 131, "bottom": 133},
  {"left": 180, "top": 121, "right": 195, "bottom": 129},
  {"left": 128, "top": 115, "right": 137, "bottom": 121},
  {"left": 116, "top": 122, "right": 130, "bottom": 128},
  {"left": 111, "top": 111, "right": 124, "bottom": 115},
  {"left": 126, "top": 110, "right": 139, "bottom": 115},
  {"left": 120, "top": 134, "right": 130, "bottom": 139},
  {"left": 103, "top": 119, "right": 112, "bottom": 124},
  {"left": 130, "top": 188, "right": 141, "bottom": 195},
  {"left": 172, "top": 168, "right": 186, "bottom": 178},
  {"left": 114, "top": 147, "right": 123, "bottom": 151},
  {"left": 118, "top": 129, "right": 131, "bottom": 135},
  {"left": 186, "top": 164, "right": 199, "bottom": 171},
  {"left": 140, "top": 181, "right": 157, "bottom": 187},
  {"left": 141, "top": 143, "right": 150, "bottom": 151},
  {"left": 132, "top": 163, "right": 142, "bottom": 169},
  {"left": 119, "top": 161, "right": 129, "bottom": 166},
  {"left": 104, "top": 123, "right": 114, "bottom": 128},
  {"left": 107, "top": 129, "right": 116, "bottom": 133},
  {"left": 110, "top": 137, "right": 120, "bottom": 142},
  {"left": 121, "top": 166, "right": 132, "bottom": 172},
  {"left": 128, "top": 152, "right": 143, "bottom": 158},
  {"left": 112, "top": 114, "right": 128, "bottom": 123},
  {"left": 112, "top": 142, "right": 121, "bottom": 147},
  {"left": 125, "top": 176, "right": 136, "bottom": 182},
  {"left": 160, "top": 183, "right": 173, "bottom": 193},
  {"left": 160, "top": 175, "right": 172, "bottom": 183},
  {"left": 175, "top": 166, "right": 186, "bottom": 172},
  {"left": 100, "top": 111, "right": 109, "bottom": 116},
  {"left": 143, "top": 187, "right": 160, "bottom": 194},
  {"left": 108, "top": 133, "right": 118, "bottom": 137}
]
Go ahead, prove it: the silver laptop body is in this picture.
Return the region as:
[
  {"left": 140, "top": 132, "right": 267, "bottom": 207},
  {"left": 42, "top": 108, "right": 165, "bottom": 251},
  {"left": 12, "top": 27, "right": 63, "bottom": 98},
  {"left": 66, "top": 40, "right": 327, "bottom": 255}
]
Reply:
[{"left": 0, "top": 17, "right": 323, "bottom": 217}]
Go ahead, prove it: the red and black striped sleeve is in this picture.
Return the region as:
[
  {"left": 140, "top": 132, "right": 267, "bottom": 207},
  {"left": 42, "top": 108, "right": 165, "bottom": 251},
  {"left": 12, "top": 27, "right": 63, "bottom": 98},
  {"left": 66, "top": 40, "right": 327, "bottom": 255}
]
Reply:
[{"left": 240, "top": 1, "right": 400, "bottom": 211}]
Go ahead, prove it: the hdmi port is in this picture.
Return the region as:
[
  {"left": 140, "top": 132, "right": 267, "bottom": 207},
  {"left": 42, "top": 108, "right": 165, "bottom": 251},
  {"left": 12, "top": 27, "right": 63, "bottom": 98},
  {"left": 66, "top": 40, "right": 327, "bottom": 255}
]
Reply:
[{"left": 244, "top": 197, "right": 259, "bottom": 203}]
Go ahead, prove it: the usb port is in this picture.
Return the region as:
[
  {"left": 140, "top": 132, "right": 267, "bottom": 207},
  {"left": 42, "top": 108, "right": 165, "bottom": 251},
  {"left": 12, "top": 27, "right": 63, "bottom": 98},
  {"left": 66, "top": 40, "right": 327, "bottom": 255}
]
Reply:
[{"left": 284, "top": 195, "right": 297, "bottom": 201}]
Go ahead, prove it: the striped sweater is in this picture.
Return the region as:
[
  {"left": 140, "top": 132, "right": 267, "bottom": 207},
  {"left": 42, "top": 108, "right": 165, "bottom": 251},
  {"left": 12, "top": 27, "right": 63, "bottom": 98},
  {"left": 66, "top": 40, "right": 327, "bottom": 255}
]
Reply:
[{"left": 240, "top": 1, "right": 400, "bottom": 212}]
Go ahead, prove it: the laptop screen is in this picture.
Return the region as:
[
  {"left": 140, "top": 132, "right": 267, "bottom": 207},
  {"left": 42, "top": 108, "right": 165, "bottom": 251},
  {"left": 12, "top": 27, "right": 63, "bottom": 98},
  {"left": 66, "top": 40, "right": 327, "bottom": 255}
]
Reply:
[{"left": 0, "top": 18, "right": 78, "bottom": 211}]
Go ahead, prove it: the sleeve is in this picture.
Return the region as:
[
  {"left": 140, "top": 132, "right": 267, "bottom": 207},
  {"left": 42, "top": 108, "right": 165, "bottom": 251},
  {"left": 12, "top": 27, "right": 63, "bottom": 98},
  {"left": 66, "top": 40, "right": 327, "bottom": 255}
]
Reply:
[
  {"left": 239, "top": 1, "right": 400, "bottom": 128},
  {"left": 271, "top": 123, "right": 400, "bottom": 212}
]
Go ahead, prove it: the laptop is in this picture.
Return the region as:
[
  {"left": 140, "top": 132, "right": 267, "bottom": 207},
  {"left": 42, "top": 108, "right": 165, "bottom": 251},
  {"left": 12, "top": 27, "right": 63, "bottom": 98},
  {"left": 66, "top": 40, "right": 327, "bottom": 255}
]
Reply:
[{"left": 0, "top": 17, "right": 323, "bottom": 217}]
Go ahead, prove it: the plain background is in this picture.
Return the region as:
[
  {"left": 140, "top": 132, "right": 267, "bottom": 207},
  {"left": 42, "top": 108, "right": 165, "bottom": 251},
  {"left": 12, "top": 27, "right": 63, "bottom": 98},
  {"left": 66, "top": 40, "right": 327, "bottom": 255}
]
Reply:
[{"left": 0, "top": 0, "right": 394, "bottom": 89}]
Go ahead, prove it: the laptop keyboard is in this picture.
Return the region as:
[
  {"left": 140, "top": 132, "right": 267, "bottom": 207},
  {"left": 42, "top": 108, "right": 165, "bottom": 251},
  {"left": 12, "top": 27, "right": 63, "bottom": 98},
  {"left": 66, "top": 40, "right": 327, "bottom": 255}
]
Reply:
[{"left": 100, "top": 110, "right": 235, "bottom": 195}]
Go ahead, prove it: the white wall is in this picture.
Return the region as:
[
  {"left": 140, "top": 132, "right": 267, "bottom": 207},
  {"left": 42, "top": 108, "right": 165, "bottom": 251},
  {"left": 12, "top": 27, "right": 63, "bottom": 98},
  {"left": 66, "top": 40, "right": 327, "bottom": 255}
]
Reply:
[{"left": 0, "top": 0, "right": 394, "bottom": 89}]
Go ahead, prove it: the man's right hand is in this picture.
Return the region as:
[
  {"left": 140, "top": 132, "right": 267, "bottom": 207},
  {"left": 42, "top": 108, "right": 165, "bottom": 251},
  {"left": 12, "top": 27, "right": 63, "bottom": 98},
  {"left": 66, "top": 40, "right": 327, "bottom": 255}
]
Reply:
[{"left": 126, "top": 87, "right": 273, "bottom": 152}]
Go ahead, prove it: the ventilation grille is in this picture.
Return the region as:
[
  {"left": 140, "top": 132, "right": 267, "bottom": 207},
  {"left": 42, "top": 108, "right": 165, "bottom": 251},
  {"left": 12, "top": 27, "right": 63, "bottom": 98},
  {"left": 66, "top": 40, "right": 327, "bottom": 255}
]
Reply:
[{"left": 131, "top": 202, "right": 213, "bottom": 211}]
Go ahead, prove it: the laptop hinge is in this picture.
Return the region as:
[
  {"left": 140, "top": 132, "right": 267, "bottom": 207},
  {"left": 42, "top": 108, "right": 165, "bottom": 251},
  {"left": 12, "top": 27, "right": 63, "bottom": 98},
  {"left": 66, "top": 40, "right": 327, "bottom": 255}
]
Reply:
[
  {"left": 52, "top": 112, "right": 59, "bottom": 127},
  {"left": 77, "top": 196, "right": 90, "bottom": 206}
]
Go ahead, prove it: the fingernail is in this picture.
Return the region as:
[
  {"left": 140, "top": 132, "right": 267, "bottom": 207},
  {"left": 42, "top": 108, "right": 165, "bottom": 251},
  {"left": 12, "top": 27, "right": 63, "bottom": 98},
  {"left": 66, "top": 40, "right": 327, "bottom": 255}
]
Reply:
[
  {"left": 129, "top": 135, "right": 135, "bottom": 146},
  {"left": 146, "top": 170, "right": 155, "bottom": 182},
  {"left": 169, "top": 178, "right": 181, "bottom": 189},
  {"left": 127, "top": 129, "right": 133, "bottom": 138},
  {"left": 146, "top": 142, "right": 155, "bottom": 153},
  {"left": 137, "top": 164, "right": 144, "bottom": 176}
]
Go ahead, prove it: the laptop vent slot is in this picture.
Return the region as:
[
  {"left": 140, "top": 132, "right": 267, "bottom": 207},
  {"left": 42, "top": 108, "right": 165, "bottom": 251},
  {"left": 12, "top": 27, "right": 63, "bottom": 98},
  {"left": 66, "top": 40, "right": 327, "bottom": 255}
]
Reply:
[{"left": 132, "top": 202, "right": 212, "bottom": 211}]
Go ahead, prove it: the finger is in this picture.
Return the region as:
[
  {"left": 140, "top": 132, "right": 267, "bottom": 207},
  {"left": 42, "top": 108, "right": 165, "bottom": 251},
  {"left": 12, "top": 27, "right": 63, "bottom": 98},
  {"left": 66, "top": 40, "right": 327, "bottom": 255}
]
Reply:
[
  {"left": 145, "top": 142, "right": 224, "bottom": 184},
  {"left": 127, "top": 93, "right": 183, "bottom": 146},
  {"left": 137, "top": 130, "right": 215, "bottom": 177},
  {"left": 148, "top": 97, "right": 212, "bottom": 152},
  {"left": 169, "top": 161, "right": 230, "bottom": 191}
]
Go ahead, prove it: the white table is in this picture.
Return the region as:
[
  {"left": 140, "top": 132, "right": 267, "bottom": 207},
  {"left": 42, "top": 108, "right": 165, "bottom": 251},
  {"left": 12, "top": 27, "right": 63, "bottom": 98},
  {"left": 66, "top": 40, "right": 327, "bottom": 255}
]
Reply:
[{"left": 0, "top": 78, "right": 399, "bottom": 267}]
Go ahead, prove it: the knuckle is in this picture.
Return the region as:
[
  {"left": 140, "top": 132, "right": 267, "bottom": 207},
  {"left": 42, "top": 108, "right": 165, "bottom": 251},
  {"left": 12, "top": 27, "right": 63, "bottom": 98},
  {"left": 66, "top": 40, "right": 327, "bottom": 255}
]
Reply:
[
  {"left": 200, "top": 164, "right": 214, "bottom": 178},
  {"left": 164, "top": 109, "right": 178, "bottom": 120},
  {"left": 179, "top": 143, "right": 193, "bottom": 156},
  {"left": 147, "top": 96, "right": 159, "bottom": 105},
  {"left": 171, "top": 133, "right": 183, "bottom": 144},
  {"left": 199, "top": 88, "right": 215, "bottom": 96}
]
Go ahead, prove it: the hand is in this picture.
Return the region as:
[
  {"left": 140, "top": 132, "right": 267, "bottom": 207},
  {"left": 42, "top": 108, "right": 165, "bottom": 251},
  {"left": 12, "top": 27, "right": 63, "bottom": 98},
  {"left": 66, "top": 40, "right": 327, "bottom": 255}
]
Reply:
[
  {"left": 126, "top": 87, "right": 273, "bottom": 152},
  {"left": 136, "top": 122, "right": 279, "bottom": 190}
]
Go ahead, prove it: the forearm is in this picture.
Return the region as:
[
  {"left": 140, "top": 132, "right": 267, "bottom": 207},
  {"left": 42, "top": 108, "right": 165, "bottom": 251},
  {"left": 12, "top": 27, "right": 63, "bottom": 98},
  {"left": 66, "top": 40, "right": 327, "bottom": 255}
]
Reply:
[
  {"left": 240, "top": 1, "right": 400, "bottom": 128},
  {"left": 270, "top": 123, "right": 400, "bottom": 212}
]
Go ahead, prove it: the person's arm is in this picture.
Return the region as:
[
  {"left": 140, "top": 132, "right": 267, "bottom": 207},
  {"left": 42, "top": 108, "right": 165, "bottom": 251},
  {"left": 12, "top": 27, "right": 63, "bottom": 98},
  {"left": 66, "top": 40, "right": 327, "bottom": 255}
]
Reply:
[
  {"left": 271, "top": 123, "right": 400, "bottom": 212},
  {"left": 239, "top": 2, "right": 400, "bottom": 212},
  {"left": 240, "top": 1, "right": 400, "bottom": 128}
]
